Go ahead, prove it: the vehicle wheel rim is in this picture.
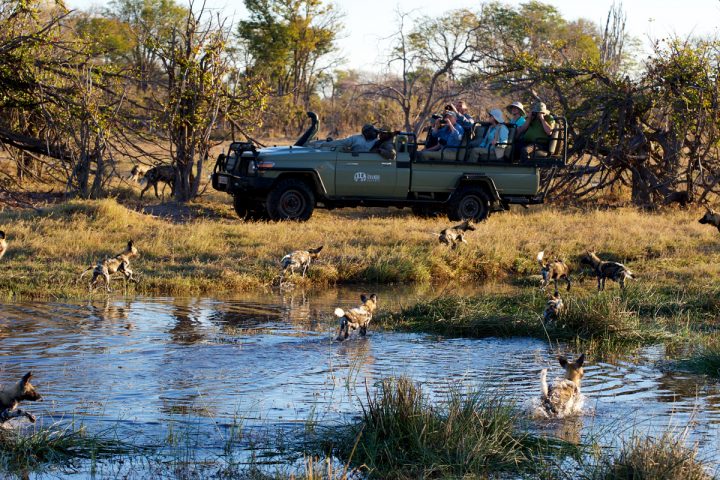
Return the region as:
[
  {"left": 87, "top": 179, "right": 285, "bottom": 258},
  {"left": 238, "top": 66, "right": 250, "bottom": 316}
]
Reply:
[
  {"left": 459, "top": 195, "right": 483, "bottom": 219},
  {"left": 279, "top": 190, "right": 306, "bottom": 217}
]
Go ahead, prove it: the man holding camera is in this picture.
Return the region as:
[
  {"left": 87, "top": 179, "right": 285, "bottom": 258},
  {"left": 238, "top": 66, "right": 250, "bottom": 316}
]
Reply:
[
  {"left": 424, "top": 111, "right": 464, "bottom": 153},
  {"left": 447, "top": 100, "right": 474, "bottom": 131},
  {"left": 513, "top": 101, "right": 555, "bottom": 161}
]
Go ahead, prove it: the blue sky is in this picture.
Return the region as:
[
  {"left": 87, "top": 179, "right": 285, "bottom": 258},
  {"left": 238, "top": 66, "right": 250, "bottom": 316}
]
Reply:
[{"left": 66, "top": 0, "right": 720, "bottom": 70}]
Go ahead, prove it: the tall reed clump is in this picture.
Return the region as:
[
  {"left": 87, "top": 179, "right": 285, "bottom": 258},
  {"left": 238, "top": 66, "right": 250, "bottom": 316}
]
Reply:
[
  {"left": 593, "top": 431, "right": 713, "bottom": 480},
  {"left": 332, "top": 377, "right": 560, "bottom": 478},
  {"left": 678, "top": 339, "right": 720, "bottom": 377},
  {"left": 0, "top": 423, "right": 138, "bottom": 475}
]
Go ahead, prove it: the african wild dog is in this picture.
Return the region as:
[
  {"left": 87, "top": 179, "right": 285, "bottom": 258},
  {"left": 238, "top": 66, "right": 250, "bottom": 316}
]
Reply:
[
  {"left": 543, "top": 294, "right": 564, "bottom": 324},
  {"left": 280, "top": 246, "right": 323, "bottom": 283},
  {"left": 139, "top": 165, "right": 176, "bottom": 199},
  {"left": 580, "top": 251, "right": 636, "bottom": 291},
  {"left": 335, "top": 294, "right": 378, "bottom": 341},
  {"left": 0, "top": 230, "right": 7, "bottom": 260},
  {"left": 0, "top": 372, "right": 42, "bottom": 423},
  {"left": 699, "top": 206, "right": 720, "bottom": 232},
  {"left": 80, "top": 240, "right": 140, "bottom": 292},
  {"left": 537, "top": 251, "right": 571, "bottom": 295},
  {"left": 539, "top": 354, "right": 585, "bottom": 418},
  {"left": 438, "top": 220, "right": 475, "bottom": 249},
  {"left": 128, "top": 165, "right": 149, "bottom": 183}
]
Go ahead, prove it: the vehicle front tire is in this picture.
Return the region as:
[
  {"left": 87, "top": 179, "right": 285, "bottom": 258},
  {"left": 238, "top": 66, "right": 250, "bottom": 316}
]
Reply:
[
  {"left": 233, "top": 195, "right": 249, "bottom": 220},
  {"left": 266, "top": 178, "right": 315, "bottom": 221},
  {"left": 448, "top": 186, "right": 491, "bottom": 222},
  {"left": 234, "top": 196, "right": 269, "bottom": 221}
]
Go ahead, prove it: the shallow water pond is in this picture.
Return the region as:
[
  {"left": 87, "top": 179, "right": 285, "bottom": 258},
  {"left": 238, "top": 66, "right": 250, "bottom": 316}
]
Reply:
[{"left": 1, "top": 286, "right": 719, "bottom": 477}]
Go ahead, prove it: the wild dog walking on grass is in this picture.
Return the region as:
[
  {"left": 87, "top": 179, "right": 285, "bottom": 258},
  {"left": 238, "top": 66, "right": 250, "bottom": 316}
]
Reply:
[
  {"left": 280, "top": 246, "right": 323, "bottom": 283},
  {"left": 699, "top": 206, "right": 720, "bottom": 232},
  {"left": 0, "top": 230, "right": 7, "bottom": 260},
  {"left": 138, "top": 165, "right": 176, "bottom": 199},
  {"left": 80, "top": 240, "right": 140, "bottom": 292},
  {"left": 0, "top": 372, "right": 41, "bottom": 424},
  {"left": 438, "top": 220, "right": 475, "bottom": 249},
  {"left": 580, "top": 251, "right": 636, "bottom": 291},
  {"left": 537, "top": 251, "right": 571, "bottom": 295},
  {"left": 543, "top": 294, "right": 564, "bottom": 324},
  {"left": 539, "top": 354, "right": 585, "bottom": 418},
  {"left": 335, "top": 294, "right": 378, "bottom": 341}
]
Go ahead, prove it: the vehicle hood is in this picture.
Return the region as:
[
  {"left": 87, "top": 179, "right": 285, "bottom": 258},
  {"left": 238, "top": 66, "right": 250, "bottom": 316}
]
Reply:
[{"left": 257, "top": 146, "right": 335, "bottom": 158}]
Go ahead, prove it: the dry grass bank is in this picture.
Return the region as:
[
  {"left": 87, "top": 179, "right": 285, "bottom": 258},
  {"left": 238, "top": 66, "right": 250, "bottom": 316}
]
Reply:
[{"left": 0, "top": 196, "right": 717, "bottom": 299}]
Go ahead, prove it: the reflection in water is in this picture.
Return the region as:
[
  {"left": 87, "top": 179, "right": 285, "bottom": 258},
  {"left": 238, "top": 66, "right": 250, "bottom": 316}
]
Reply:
[{"left": 0, "top": 287, "right": 717, "bottom": 471}]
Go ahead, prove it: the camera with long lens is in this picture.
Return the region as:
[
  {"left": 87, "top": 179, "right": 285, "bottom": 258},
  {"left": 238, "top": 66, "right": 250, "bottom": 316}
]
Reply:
[{"left": 431, "top": 113, "right": 443, "bottom": 120}]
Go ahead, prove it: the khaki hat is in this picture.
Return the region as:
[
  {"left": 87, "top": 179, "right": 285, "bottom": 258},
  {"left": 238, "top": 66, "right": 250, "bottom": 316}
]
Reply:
[
  {"left": 506, "top": 101, "right": 526, "bottom": 116},
  {"left": 488, "top": 108, "right": 505, "bottom": 124},
  {"left": 531, "top": 101, "right": 550, "bottom": 114}
]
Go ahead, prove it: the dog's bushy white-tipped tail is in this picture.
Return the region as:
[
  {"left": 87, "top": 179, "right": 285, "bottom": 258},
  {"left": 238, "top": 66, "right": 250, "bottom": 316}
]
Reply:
[
  {"left": 79, "top": 266, "right": 93, "bottom": 279},
  {"left": 540, "top": 368, "right": 549, "bottom": 397},
  {"left": 537, "top": 251, "right": 545, "bottom": 264},
  {"left": 334, "top": 308, "right": 345, "bottom": 318}
]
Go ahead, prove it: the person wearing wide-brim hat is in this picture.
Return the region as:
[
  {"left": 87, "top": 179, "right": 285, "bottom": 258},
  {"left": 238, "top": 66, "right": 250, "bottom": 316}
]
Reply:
[
  {"left": 513, "top": 101, "right": 556, "bottom": 161},
  {"left": 371, "top": 125, "right": 397, "bottom": 160},
  {"left": 469, "top": 108, "right": 510, "bottom": 162},
  {"left": 506, "top": 101, "right": 526, "bottom": 127}
]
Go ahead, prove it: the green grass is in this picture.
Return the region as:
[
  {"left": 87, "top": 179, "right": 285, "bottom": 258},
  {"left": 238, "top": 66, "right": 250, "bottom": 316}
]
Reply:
[{"left": 324, "top": 376, "right": 579, "bottom": 479}]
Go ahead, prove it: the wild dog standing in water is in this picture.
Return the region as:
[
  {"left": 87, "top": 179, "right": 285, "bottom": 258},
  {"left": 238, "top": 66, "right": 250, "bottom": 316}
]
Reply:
[
  {"left": 543, "top": 294, "right": 564, "bottom": 324},
  {"left": 0, "top": 230, "right": 7, "bottom": 260},
  {"left": 335, "top": 294, "right": 378, "bottom": 341},
  {"left": 539, "top": 354, "right": 585, "bottom": 418},
  {"left": 580, "top": 251, "right": 636, "bottom": 291},
  {"left": 139, "top": 165, "right": 176, "bottom": 199},
  {"left": 0, "top": 372, "right": 41, "bottom": 423},
  {"left": 280, "top": 246, "right": 323, "bottom": 283},
  {"left": 438, "top": 220, "right": 475, "bottom": 249},
  {"left": 537, "top": 251, "right": 571, "bottom": 295},
  {"left": 699, "top": 206, "right": 720, "bottom": 232},
  {"left": 80, "top": 240, "right": 140, "bottom": 292}
]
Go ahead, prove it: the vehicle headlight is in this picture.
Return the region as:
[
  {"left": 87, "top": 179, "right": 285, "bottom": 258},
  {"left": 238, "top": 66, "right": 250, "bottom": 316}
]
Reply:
[{"left": 247, "top": 160, "right": 257, "bottom": 175}]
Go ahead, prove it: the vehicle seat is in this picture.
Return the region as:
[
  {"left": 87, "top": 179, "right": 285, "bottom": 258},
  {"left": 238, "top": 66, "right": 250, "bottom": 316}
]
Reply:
[
  {"left": 395, "top": 134, "right": 408, "bottom": 153},
  {"left": 530, "top": 126, "right": 560, "bottom": 158}
]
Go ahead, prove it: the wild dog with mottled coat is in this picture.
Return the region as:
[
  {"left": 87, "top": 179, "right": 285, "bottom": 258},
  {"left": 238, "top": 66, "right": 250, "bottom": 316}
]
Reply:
[
  {"left": 699, "top": 206, "right": 720, "bottom": 232},
  {"left": 438, "top": 220, "right": 475, "bottom": 249},
  {"left": 139, "top": 165, "right": 176, "bottom": 199},
  {"left": 539, "top": 354, "right": 585, "bottom": 418},
  {"left": 280, "top": 246, "right": 323, "bottom": 282},
  {"left": 580, "top": 251, "right": 636, "bottom": 291},
  {"left": 543, "top": 294, "right": 564, "bottom": 324},
  {"left": 128, "top": 165, "right": 149, "bottom": 183},
  {"left": 0, "top": 230, "right": 7, "bottom": 260},
  {"left": 537, "top": 251, "right": 571, "bottom": 295},
  {"left": 0, "top": 372, "right": 41, "bottom": 423},
  {"left": 335, "top": 293, "right": 378, "bottom": 341},
  {"left": 80, "top": 240, "right": 140, "bottom": 292}
]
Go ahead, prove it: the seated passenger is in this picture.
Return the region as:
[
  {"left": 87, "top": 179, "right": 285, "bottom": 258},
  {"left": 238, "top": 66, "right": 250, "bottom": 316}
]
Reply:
[
  {"left": 447, "top": 100, "right": 474, "bottom": 131},
  {"left": 314, "top": 123, "right": 378, "bottom": 152},
  {"left": 370, "top": 127, "right": 396, "bottom": 160},
  {"left": 513, "top": 101, "right": 555, "bottom": 161},
  {"left": 506, "top": 101, "right": 526, "bottom": 127},
  {"left": 424, "top": 111, "right": 464, "bottom": 152},
  {"left": 470, "top": 109, "right": 509, "bottom": 161}
]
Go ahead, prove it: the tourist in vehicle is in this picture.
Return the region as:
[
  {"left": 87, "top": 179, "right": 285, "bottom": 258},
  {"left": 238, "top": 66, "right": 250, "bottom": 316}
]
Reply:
[
  {"left": 470, "top": 109, "right": 509, "bottom": 161},
  {"left": 314, "top": 123, "right": 378, "bottom": 152},
  {"left": 513, "top": 101, "right": 555, "bottom": 160},
  {"left": 424, "top": 111, "right": 464, "bottom": 152},
  {"left": 447, "top": 100, "right": 475, "bottom": 130},
  {"left": 506, "top": 101, "right": 526, "bottom": 127},
  {"left": 371, "top": 127, "right": 397, "bottom": 160}
]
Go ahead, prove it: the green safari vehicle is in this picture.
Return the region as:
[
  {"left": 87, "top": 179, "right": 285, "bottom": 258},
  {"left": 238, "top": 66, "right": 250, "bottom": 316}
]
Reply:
[{"left": 211, "top": 112, "right": 566, "bottom": 221}]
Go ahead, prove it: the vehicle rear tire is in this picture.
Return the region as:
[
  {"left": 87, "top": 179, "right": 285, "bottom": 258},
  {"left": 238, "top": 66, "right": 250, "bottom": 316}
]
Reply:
[
  {"left": 448, "top": 186, "right": 491, "bottom": 222},
  {"left": 266, "top": 178, "right": 315, "bottom": 221}
]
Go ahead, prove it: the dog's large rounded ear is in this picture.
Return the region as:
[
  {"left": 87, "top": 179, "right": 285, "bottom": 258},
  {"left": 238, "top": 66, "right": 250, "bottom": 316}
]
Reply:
[
  {"left": 128, "top": 240, "right": 134, "bottom": 249},
  {"left": 20, "top": 372, "right": 32, "bottom": 385},
  {"left": 360, "top": 294, "right": 368, "bottom": 303},
  {"left": 370, "top": 293, "right": 377, "bottom": 301},
  {"left": 0, "top": 231, "right": 5, "bottom": 240},
  {"left": 558, "top": 356, "right": 568, "bottom": 368},
  {"left": 575, "top": 354, "right": 585, "bottom": 367}
]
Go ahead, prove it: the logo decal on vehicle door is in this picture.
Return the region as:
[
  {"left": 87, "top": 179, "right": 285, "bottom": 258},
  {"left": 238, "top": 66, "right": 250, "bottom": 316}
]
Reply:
[{"left": 354, "top": 172, "right": 380, "bottom": 182}]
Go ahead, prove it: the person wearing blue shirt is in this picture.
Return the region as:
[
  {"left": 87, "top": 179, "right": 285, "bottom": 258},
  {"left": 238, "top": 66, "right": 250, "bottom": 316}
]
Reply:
[
  {"left": 448, "top": 100, "right": 474, "bottom": 131},
  {"left": 426, "top": 111, "right": 464, "bottom": 151},
  {"left": 506, "top": 101, "right": 526, "bottom": 127},
  {"left": 471, "top": 109, "right": 509, "bottom": 161}
]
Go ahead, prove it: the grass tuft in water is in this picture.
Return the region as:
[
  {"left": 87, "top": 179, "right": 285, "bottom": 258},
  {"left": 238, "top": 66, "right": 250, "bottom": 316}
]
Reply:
[
  {"left": 593, "top": 430, "right": 713, "bottom": 480},
  {"left": 329, "top": 376, "right": 575, "bottom": 478},
  {"left": 0, "top": 422, "right": 140, "bottom": 474}
]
